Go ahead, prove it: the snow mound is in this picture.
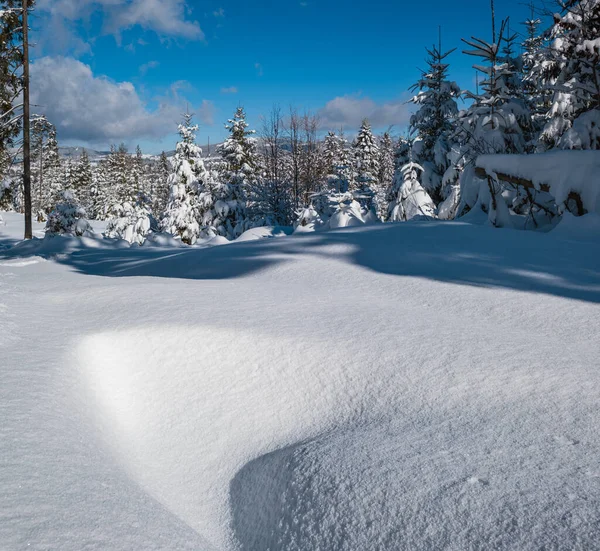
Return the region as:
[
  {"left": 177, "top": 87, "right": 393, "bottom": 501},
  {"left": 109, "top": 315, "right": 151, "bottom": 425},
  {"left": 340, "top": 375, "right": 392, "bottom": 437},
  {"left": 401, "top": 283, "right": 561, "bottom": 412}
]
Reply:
[
  {"left": 141, "top": 232, "right": 187, "bottom": 248},
  {"left": 552, "top": 213, "right": 600, "bottom": 242},
  {"left": 75, "top": 316, "right": 600, "bottom": 550},
  {"left": 235, "top": 226, "right": 292, "bottom": 242}
]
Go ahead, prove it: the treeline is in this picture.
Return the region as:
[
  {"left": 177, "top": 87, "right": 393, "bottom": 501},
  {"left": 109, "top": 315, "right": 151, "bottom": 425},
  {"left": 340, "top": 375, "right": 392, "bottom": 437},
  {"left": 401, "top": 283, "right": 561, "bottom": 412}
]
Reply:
[{"left": 1, "top": 0, "right": 599, "bottom": 243}]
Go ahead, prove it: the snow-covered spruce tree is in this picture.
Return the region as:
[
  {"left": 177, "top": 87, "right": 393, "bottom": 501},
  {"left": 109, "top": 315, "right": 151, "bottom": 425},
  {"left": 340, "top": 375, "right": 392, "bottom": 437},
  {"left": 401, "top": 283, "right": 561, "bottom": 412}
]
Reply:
[
  {"left": 88, "top": 159, "right": 114, "bottom": 220},
  {"left": 409, "top": 39, "right": 461, "bottom": 204},
  {"left": 455, "top": 10, "right": 531, "bottom": 226},
  {"left": 538, "top": 0, "right": 600, "bottom": 150},
  {"left": 104, "top": 200, "right": 151, "bottom": 245},
  {"left": 45, "top": 190, "right": 92, "bottom": 237},
  {"left": 149, "top": 151, "right": 171, "bottom": 216},
  {"left": 352, "top": 119, "right": 380, "bottom": 213},
  {"left": 105, "top": 144, "right": 134, "bottom": 204},
  {"left": 323, "top": 130, "right": 353, "bottom": 194},
  {"left": 31, "top": 114, "right": 51, "bottom": 215},
  {"left": 213, "top": 107, "right": 257, "bottom": 239},
  {"left": 160, "top": 112, "right": 208, "bottom": 245},
  {"left": 521, "top": 5, "right": 550, "bottom": 140},
  {"left": 29, "top": 116, "right": 63, "bottom": 217},
  {"left": 388, "top": 160, "right": 436, "bottom": 222},
  {"left": 376, "top": 131, "right": 395, "bottom": 219},
  {"left": 70, "top": 149, "right": 93, "bottom": 210}
]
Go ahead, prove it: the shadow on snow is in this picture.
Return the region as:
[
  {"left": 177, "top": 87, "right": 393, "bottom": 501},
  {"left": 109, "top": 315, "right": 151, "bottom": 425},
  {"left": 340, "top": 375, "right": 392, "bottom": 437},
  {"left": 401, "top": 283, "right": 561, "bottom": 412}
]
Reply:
[{"left": 1, "top": 221, "right": 599, "bottom": 304}]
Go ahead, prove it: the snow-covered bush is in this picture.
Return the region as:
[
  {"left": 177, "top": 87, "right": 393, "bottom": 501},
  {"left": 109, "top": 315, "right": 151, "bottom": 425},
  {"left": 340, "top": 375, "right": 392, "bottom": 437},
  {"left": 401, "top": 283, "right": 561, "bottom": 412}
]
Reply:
[
  {"left": 388, "top": 163, "right": 436, "bottom": 221},
  {"left": 105, "top": 201, "right": 152, "bottom": 245},
  {"left": 294, "top": 205, "right": 324, "bottom": 232},
  {"left": 45, "top": 190, "right": 92, "bottom": 237},
  {"left": 294, "top": 191, "right": 369, "bottom": 232},
  {"left": 328, "top": 194, "right": 366, "bottom": 229}
]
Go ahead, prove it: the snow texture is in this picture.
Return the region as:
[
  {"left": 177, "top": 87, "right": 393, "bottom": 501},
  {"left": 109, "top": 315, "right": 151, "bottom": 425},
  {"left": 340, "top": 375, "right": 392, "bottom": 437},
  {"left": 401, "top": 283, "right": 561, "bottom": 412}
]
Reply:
[{"left": 1, "top": 211, "right": 599, "bottom": 550}]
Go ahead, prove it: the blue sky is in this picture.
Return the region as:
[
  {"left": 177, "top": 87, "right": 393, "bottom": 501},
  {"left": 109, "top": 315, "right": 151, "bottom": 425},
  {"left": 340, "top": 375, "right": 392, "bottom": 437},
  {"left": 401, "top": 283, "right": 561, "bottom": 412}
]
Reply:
[{"left": 32, "top": 0, "right": 544, "bottom": 153}]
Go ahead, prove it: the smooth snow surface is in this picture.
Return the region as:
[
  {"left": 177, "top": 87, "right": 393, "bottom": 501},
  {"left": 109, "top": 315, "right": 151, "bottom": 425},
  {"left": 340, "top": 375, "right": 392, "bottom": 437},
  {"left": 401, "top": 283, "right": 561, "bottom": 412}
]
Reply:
[{"left": 1, "top": 212, "right": 600, "bottom": 550}]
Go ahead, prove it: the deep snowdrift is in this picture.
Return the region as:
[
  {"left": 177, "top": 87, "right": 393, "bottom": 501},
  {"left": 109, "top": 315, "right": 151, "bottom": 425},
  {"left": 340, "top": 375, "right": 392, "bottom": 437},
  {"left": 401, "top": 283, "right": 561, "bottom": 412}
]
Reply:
[{"left": 1, "top": 212, "right": 599, "bottom": 550}]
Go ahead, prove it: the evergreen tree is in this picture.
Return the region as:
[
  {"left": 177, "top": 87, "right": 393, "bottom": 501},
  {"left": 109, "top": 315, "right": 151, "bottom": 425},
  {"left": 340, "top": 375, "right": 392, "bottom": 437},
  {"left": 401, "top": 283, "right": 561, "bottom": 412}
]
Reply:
[
  {"left": 352, "top": 119, "right": 380, "bottom": 210},
  {"left": 212, "top": 106, "right": 257, "bottom": 239},
  {"left": 89, "top": 160, "right": 112, "bottom": 220},
  {"left": 0, "top": 1, "right": 35, "bottom": 150},
  {"left": 152, "top": 151, "right": 171, "bottom": 215},
  {"left": 538, "top": 0, "right": 600, "bottom": 150},
  {"left": 323, "top": 130, "right": 353, "bottom": 193},
  {"left": 104, "top": 200, "right": 151, "bottom": 244},
  {"left": 377, "top": 131, "right": 395, "bottom": 219},
  {"left": 30, "top": 114, "right": 53, "bottom": 215},
  {"left": 133, "top": 145, "right": 144, "bottom": 197},
  {"left": 45, "top": 190, "right": 92, "bottom": 237},
  {"left": 388, "top": 161, "right": 436, "bottom": 222},
  {"left": 409, "top": 38, "right": 461, "bottom": 203},
  {"left": 70, "top": 149, "right": 93, "bottom": 209},
  {"left": 521, "top": 4, "right": 549, "bottom": 140},
  {"left": 160, "top": 112, "right": 207, "bottom": 244},
  {"left": 455, "top": 7, "right": 531, "bottom": 225}
]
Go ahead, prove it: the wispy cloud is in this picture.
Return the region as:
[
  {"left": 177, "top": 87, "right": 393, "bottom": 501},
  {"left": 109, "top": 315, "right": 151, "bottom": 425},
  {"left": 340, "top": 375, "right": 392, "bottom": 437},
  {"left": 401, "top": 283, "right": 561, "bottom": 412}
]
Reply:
[
  {"left": 37, "top": 0, "right": 204, "bottom": 54},
  {"left": 318, "top": 94, "right": 412, "bottom": 130},
  {"left": 220, "top": 86, "right": 238, "bottom": 94},
  {"left": 139, "top": 60, "right": 160, "bottom": 75},
  {"left": 255, "top": 62, "right": 264, "bottom": 77},
  {"left": 213, "top": 7, "right": 225, "bottom": 17}
]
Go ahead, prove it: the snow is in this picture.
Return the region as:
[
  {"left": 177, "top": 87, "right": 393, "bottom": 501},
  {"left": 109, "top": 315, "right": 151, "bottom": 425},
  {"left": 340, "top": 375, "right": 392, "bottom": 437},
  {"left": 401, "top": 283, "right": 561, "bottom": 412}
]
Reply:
[
  {"left": 1, "top": 211, "right": 600, "bottom": 550},
  {"left": 477, "top": 151, "right": 600, "bottom": 215}
]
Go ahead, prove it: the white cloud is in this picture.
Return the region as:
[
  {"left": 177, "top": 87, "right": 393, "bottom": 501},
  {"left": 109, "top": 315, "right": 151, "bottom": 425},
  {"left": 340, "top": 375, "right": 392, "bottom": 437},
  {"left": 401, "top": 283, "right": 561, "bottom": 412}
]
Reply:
[
  {"left": 318, "top": 94, "right": 412, "bottom": 130},
  {"left": 139, "top": 60, "right": 160, "bottom": 75},
  {"left": 31, "top": 56, "right": 214, "bottom": 146},
  {"left": 213, "top": 8, "right": 225, "bottom": 17},
  {"left": 255, "top": 63, "right": 264, "bottom": 77},
  {"left": 220, "top": 86, "right": 238, "bottom": 94},
  {"left": 37, "top": 0, "right": 204, "bottom": 52}
]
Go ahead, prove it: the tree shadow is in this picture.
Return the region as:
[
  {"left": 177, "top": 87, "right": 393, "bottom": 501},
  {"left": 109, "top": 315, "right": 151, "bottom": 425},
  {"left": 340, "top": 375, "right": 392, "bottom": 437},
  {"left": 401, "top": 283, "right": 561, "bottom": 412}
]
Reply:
[
  {"left": 305, "top": 222, "right": 600, "bottom": 303},
  {"left": 1, "top": 221, "right": 598, "bottom": 303}
]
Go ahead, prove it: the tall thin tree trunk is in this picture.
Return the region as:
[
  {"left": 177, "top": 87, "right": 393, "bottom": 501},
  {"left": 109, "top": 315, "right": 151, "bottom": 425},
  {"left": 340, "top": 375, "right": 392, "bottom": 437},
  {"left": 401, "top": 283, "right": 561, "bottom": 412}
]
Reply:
[{"left": 23, "top": 0, "right": 32, "bottom": 239}]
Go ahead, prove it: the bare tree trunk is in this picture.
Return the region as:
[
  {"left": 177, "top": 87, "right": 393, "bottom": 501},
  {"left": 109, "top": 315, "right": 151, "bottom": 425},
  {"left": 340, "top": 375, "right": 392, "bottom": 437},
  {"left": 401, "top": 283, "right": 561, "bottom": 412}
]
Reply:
[{"left": 23, "top": 0, "right": 32, "bottom": 239}]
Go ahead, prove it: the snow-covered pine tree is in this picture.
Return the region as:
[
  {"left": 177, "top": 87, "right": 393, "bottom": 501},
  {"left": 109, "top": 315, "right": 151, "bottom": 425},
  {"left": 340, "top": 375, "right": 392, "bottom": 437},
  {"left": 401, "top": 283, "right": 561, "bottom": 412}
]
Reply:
[
  {"left": 31, "top": 114, "right": 51, "bottom": 215},
  {"left": 376, "top": 131, "right": 395, "bottom": 219},
  {"left": 409, "top": 37, "right": 461, "bottom": 204},
  {"left": 133, "top": 145, "right": 144, "bottom": 198},
  {"left": 151, "top": 151, "right": 171, "bottom": 215},
  {"left": 352, "top": 119, "right": 380, "bottom": 212},
  {"left": 70, "top": 149, "right": 93, "bottom": 210},
  {"left": 104, "top": 200, "right": 151, "bottom": 245},
  {"left": 88, "top": 160, "right": 112, "bottom": 220},
  {"left": 455, "top": 6, "right": 531, "bottom": 226},
  {"left": 538, "top": 0, "right": 600, "bottom": 150},
  {"left": 106, "top": 144, "right": 132, "bottom": 204},
  {"left": 323, "top": 130, "right": 353, "bottom": 194},
  {"left": 213, "top": 106, "right": 257, "bottom": 238},
  {"left": 45, "top": 190, "right": 92, "bottom": 237},
  {"left": 388, "top": 161, "right": 436, "bottom": 222},
  {"left": 521, "top": 4, "right": 549, "bottom": 139},
  {"left": 160, "top": 112, "right": 207, "bottom": 245}
]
